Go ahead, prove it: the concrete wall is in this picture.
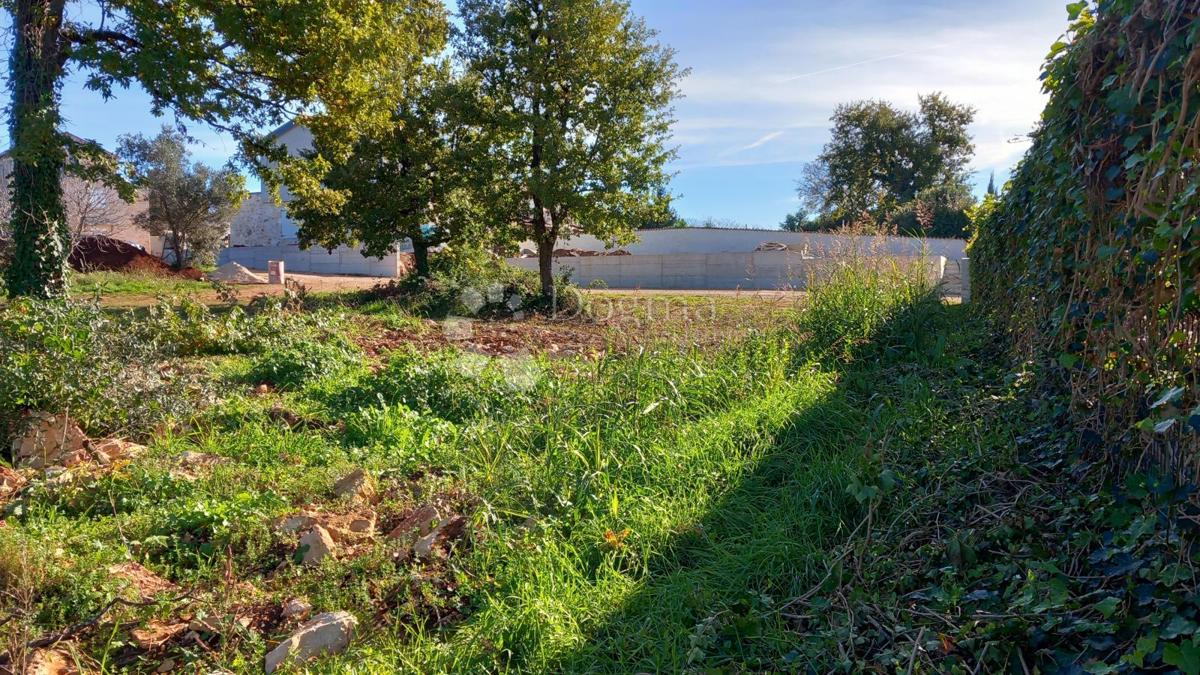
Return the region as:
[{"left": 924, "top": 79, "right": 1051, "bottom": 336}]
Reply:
[
  {"left": 508, "top": 252, "right": 946, "bottom": 291},
  {"left": 219, "top": 243, "right": 402, "bottom": 277},
  {"left": 542, "top": 228, "right": 966, "bottom": 261}
]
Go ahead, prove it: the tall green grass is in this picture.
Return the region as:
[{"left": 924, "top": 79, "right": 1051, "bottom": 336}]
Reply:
[{"left": 1, "top": 259, "right": 948, "bottom": 672}]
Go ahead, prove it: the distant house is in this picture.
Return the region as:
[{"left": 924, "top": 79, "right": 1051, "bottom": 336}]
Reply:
[
  {"left": 0, "top": 133, "right": 161, "bottom": 255},
  {"left": 219, "top": 121, "right": 413, "bottom": 277}
]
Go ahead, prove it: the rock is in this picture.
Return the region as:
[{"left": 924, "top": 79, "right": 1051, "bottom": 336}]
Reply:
[
  {"left": 386, "top": 505, "right": 440, "bottom": 540},
  {"left": 275, "top": 513, "right": 318, "bottom": 535},
  {"left": 282, "top": 597, "right": 313, "bottom": 619},
  {"left": 413, "top": 515, "right": 468, "bottom": 560},
  {"left": 276, "top": 509, "right": 375, "bottom": 544},
  {"left": 108, "top": 562, "right": 179, "bottom": 601},
  {"left": 12, "top": 413, "right": 89, "bottom": 470},
  {"left": 297, "top": 525, "right": 336, "bottom": 565},
  {"left": 24, "top": 649, "right": 78, "bottom": 674},
  {"left": 154, "top": 658, "right": 176, "bottom": 673},
  {"left": 332, "top": 468, "right": 374, "bottom": 502},
  {"left": 131, "top": 620, "right": 188, "bottom": 649},
  {"left": 207, "top": 262, "right": 266, "bottom": 284},
  {"left": 264, "top": 611, "right": 358, "bottom": 674},
  {"left": 89, "top": 438, "right": 146, "bottom": 465},
  {"left": 0, "top": 466, "right": 27, "bottom": 501}
]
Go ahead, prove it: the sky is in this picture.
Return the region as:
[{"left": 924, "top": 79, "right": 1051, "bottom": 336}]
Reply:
[{"left": 0, "top": 0, "right": 1069, "bottom": 229}]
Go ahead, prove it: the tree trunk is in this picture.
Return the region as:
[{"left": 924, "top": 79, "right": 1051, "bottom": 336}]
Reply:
[
  {"left": 412, "top": 240, "right": 431, "bottom": 278},
  {"left": 5, "top": 0, "right": 69, "bottom": 298},
  {"left": 536, "top": 233, "right": 555, "bottom": 300}
]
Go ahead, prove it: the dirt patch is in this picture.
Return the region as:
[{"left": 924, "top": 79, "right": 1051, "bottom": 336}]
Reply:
[
  {"left": 357, "top": 317, "right": 612, "bottom": 360},
  {"left": 69, "top": 236, "right": 202, "bottom": 279}
]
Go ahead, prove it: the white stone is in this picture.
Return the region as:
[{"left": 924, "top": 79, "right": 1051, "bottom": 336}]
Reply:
[
  {"left": 264, "top": 611, "right": 358, "bottom": 673},
  {"left": 297, "top": 525, "right": 335, "bottom": 565}
]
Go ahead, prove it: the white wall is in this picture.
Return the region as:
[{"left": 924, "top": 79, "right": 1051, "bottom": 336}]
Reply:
[
  {"left": 542, "top": 228, "right": 966, "bottom": 260},
  {"left": 508, "top": 252, "right": 947, "bottom": 291},
  {"left": 219, "top": 243, "right": 403, "bottom": 277}
]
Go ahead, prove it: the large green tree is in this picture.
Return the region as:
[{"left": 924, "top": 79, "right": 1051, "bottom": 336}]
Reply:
[
  {"left": 457, "top": 0, "right": 684, "bottom": 299},
  {"left": 792, "top": 93, "right": 976, "bottom": 228},
  {"left": 4, "top": 0, "right": 445, "bottom": 298},
  {"left": 285, "top": 64, "right": 488, "bottom": 279}
]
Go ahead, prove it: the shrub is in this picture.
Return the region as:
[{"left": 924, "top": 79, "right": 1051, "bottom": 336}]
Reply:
[
  {"left": 345, "top": 246, "right": 581, "bottom": 318},
  {"left": 246, "top": 337, "right": 363, "bottom": 390},
  {"left": 0, "top": 299, "right": 201, "bottom": 446}
]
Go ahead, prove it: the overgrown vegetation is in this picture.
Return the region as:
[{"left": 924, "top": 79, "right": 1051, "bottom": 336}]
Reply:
[{"left": 970, "top": 0, "right": 1198, "bottom": 474}]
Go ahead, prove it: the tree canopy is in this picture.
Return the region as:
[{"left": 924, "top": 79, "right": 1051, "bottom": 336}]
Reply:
[
  {"left": 4, "top": 0, "right": 446, "bottom": 297},
  {"left": 456, "top": 0, "right": 685, "bottom": 298},
  {"left": 787, "top": 93, "right": 976, "bottom": 233},
  {"left": 118, "top": 127, "right": 246, "bottom": 269},
  {"left": 285, "top": 63, "right": 492, "bottom": 279}
]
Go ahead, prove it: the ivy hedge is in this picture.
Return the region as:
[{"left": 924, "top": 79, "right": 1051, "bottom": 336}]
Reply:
[{"left": 970, "top": 0, "right": 1199, "bottom": 474}]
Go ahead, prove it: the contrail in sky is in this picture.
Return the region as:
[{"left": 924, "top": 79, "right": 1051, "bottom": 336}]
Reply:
[{"left": 778, "top": 43, "right": 953, "bottom": 82}]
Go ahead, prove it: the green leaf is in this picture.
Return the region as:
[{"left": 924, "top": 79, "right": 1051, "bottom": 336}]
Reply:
[
  {"left": 1163, "top": 638, "right": 1200, "bottom": 675},
  {"left": 1059, "top": 353, "right": 1080, "bottom": 369},
  {"left": 1094, "top": 596, "right": 1121, "bottom": 617}
]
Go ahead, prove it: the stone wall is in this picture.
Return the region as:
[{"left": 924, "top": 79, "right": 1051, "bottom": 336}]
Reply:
[{"left": 229, "top": 192, "right": 280, "bottom": 247}]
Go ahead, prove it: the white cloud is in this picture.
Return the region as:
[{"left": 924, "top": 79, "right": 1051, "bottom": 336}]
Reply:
[{"left": 665, "top": 3, "right": 1065, "bottom": 183}]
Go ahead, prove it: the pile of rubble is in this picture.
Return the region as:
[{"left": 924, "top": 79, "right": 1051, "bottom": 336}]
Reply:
[
  {"left": 9, "top": 412, "right": 145, "bottom": 472},
  {"left": 206, "top": 261, "right": 267, "bottom": 284}
]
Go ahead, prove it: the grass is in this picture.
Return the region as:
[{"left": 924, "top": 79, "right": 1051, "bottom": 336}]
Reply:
[
  {"left": 6, "top": 262, "right": 1182, "bottom": 672},
  {"left": 69, "top": 271, "right": 213, "bottom": 298}
]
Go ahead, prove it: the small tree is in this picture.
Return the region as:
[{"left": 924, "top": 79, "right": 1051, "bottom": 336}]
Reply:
[
  {"left": 458, "top": 0, "right": 684, "bottom": 298},
  {"left": 286, "top": 64, "right": 487, "bottom": 279},
  {"left": 118, "top": 128, "right": 246, "bottom": 269},
  {"left": 4, "top": 0, "right": 446, "bottom": 298}
]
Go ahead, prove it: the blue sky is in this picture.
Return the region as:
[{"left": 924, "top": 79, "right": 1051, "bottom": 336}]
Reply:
[{"left": 1, "top": 0, "right": 1069, "bottom": 229}]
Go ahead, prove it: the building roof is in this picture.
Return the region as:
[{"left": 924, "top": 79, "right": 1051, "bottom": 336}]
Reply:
[{"left": 0, "top": 132, "right": 104, "bottom": 161}]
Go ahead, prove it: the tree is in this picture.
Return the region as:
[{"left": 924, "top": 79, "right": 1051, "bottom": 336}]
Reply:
[
  {"left": 784, "top": 93, "right": 976, "bottom": 229},
  {"left": 286, "top": 64, "right": 487, "bottom": 279},
  {"left": 639, "top": 186, "right": 686, "bottom": 229},
  {"left": 118, "top": 128, "right": 246, "bottom": 269},
  {"left": 4, "top": 0, "right": 445, "bottom": 298},
  {"left": 457, "top": 0, "right": 684, "bottom": 299},
  {"left": 986, "top": 171, "right": 998, "bottom": 196}
]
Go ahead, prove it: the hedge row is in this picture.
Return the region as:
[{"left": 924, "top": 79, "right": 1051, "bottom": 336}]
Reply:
[{"left": 970, "top": 0, "right": 1198, "bottom": 473}]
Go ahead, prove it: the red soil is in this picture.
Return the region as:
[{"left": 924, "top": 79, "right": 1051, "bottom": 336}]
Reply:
[{"left": 68, "top": 235, "right": 203, "bottom": 278}]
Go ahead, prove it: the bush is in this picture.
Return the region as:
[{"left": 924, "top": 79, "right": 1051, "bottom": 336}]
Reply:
[
  {"left": 246, "top": 337, "right": 363, "bottom": 390},
  {"left": 136, "top": 295, "right": 345, "bottom": 357},
  {"left": 0, "top": 299, "right": 203, "bottom": 447},
  {"left": 347, "top": 246, "right": 581, "bottom": 318}
]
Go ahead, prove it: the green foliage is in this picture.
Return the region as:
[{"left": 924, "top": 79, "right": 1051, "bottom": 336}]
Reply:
[
  {"left": 970, "top": 0, "right": 1199, "bottom": 469},
  {"left": 286, "top": 62, "right": 494, "bottom": 278},
  {"left": 457, "top": 0, "right": 685, "bottom": 296},
  {"left": 789, "top": 93, "right": 976, "bottom": 228},
  {"left": 135, "top": 296, "right": 344, "bottom": 358},
  {"left": 0, "top": 299, "right": 201, "bottom": 446},
  {"left": 5, "top": 0, "right": 447, "bottom": 297},
  {"left": 117, "top": 127, "right": 246, "bottom": 269},
  {"left": 890, "top": 182, "right": 976, "bottom": 238},
  {"left": 246, "top": 337, "right": 363, "bottom": 391}
]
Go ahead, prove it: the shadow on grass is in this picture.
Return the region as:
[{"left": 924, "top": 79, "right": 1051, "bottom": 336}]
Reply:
[{"left": 549, "top": 297, "right": 968, "bottom": 672}]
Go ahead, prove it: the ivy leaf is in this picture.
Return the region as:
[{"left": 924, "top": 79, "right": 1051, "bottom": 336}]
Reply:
[
  {"left": 1059, "top": 353, "right": 1080, "bottom": 369},
  {"left": 1163, "top": 638, "right": 1200, "bottom": 675},
  {"left": 1095, "top": 596, "right": 1121, "bottom": 617},
  {"left": 1151, "top": 387, "right": 1185, "bottom": 408}
]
